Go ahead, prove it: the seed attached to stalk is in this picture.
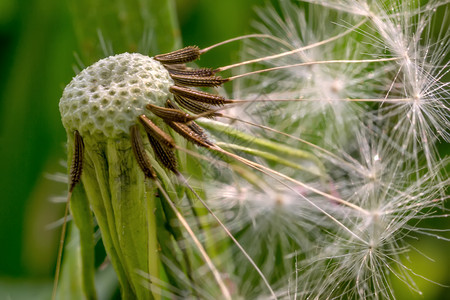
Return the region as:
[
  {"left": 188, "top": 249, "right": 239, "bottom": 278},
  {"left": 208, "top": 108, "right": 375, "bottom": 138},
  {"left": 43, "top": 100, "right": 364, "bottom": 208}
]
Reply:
[
  {"left": 69, "top": 130, "right": 84, "bottom": 192},
  {"left": 165, "top": 65, "right": 216, "bottom": 77},
  {"left": 130, "top": 125, "right": 157, "bottom": 179},
  {"left": 170, "top": 85, "right": 231, "bottom": 105},
  {"left": 138, "top": 115, "right": 176, "bottom": 149},
  {"left": 170, "top": 73, "right": 229, "bottom": 87},
  {"left": 154, "top": 46, "right": 201, "bottom": 64}
]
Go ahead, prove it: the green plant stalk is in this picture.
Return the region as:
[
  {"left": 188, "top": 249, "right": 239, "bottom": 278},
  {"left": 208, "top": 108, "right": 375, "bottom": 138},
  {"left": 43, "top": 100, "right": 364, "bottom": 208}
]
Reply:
[
  {"left": 64, "top": 133, "right": 197, "bottom": 299},
  {"left": 69, "top": 182, "right": 97, "bottom": 300},
  {"left": 146, "top": 185, "right": 160, "bottom": 299},
  {"left": 217, "top": 142, "right": 323, "bottom": 177},
  {"left": 80, "top": 138, "right": 134, "bottom": 298},
  {"left": 82, "top": 136, "right": 159, "bottom": 299},
  {"left": 56, "top": 223, "right": 83, "bottom": 300},
  {"left": 107, "top": 139, "right": 154, "bottom": 300}
]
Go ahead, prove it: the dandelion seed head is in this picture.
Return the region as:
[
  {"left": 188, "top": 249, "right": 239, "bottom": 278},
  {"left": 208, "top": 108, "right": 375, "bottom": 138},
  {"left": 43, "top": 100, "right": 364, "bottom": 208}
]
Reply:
[
  {"left": 203, "top": 177, "right": 322, "bottom": 288},
  {"left": 207, "top": 181, "right": 323, "bottom": 264},
  {"left": 206, "top": 180, "right": 314, "bottom": 228},
  {"left": 297, "top": 138, "right": 448, "bottom": 299},
  {"left": 305, "top": 0, "right": 450, "bottom": 169},
  {"left": 371, "top": 3, "right": 449, "bottom": 169},
  {"left": 237, "top": 1, "right": 391, "bottom": 146},
  {"left": 246, "top": 3, "right": 361, "bottom": 104},
  {"left": 59, "top": 53, "right": 173, "bottom": 138}
]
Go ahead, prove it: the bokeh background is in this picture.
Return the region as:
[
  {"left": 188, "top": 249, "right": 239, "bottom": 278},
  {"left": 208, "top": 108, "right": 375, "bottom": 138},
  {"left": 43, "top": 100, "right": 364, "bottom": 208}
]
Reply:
[{"left": 0, "top": 0, "right": 448, "bottom": 299}]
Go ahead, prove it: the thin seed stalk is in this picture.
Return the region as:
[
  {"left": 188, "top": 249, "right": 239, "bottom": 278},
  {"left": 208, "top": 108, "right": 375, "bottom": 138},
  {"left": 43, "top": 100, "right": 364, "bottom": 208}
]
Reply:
[
  {"left": 198, "top": 119, "right": 326, "bottom": 176},
  {"left": 173, "top": 140, "right": 224, "bottom": 263},
  {"left": 217, "top": 142, "right": 323, "bottom": 177}
]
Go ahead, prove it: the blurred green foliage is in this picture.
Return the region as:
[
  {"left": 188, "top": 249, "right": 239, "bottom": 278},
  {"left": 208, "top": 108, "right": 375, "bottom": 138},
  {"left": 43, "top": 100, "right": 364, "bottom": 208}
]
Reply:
[{"left": 0, "top": 0, "right": 448, "bottom": 299}]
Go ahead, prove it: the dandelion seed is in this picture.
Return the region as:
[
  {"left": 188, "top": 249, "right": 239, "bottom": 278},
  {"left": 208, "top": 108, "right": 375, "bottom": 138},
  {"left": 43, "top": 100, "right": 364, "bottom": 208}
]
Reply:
[
  {"left": 290, "top": 131, "right": 448, "bottom": 299},
  {"left": 302, "top": 0, "right": 450, "bottom": 171},
  {"left": 235, "top": 1, "right": 392, "bottom": 146}
]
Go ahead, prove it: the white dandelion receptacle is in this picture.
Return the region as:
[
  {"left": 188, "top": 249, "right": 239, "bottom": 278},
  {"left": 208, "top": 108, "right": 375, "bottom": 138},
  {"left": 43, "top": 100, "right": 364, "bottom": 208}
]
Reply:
[{"left": 59, "top": 53, "right": 173, "bottom": 138}]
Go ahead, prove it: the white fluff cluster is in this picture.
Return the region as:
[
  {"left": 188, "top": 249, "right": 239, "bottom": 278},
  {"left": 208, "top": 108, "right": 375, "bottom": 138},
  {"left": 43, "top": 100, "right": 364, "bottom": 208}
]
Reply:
[
  {"left": 199, "top": 0, "right": 448, "bottom": 299},
  {"left": 59, "top": 53, "right": 173, "bottom": 138}
]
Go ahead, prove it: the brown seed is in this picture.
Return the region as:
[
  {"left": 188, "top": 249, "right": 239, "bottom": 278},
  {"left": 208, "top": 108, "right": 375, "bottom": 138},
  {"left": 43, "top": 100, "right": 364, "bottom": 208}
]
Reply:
[
  {"left": 146, "top": 132, "right": 178, "bottom": 173},
  {"left": 164, "top": 63, "right": 187, "bottom": 70},
  {"left": 170, "top": 85, "right": 232, "bottom": 106},
  {"left": 173, "top": 94, "right": 215, "bottom": 116},
  {"left": 170, "top": 74, "right": 229, "bottom": 87},
  {"left": 166, "top": 66, "right": 216, "bottom": 77},
  {"left": 165, "top": 99, "right": 213, "bottom": 147},
  {"left": 146, "top": 103, "right": 196, "bottom": 123},
  {"left": 165, "top": 98, "right": 182, "bottom": 110},
  {"left": 165, "top": 121, "right": 213, "bottom": 148},
  {"left": 154, "top": 46, "right": 201, "bottom": 64},
  {"left": 130, "top": 125, "right": 157, "bottom": 179},
  {"left": 138, "top": 115, "right": 176, "bottom": 149},
  {"left": 69, "top": 130, "right": 84, "bottom": 192},
  {"left": 187, "top": 120, "right": 209, "bottom": 137}
]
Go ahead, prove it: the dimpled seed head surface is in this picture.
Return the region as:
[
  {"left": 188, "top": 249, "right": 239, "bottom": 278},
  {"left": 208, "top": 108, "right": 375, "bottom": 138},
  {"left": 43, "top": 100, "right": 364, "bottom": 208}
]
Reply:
[{"left": 59, "top": 53, "right": 173, "bottom": 138}]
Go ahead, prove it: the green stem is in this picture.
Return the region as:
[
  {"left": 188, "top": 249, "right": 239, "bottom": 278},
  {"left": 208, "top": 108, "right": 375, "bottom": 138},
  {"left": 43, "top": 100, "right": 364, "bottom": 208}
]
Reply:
[
  {"left": 146, "top": 184, "right": 160, "bottom": 300},
  {"left": 107, "top": 139, "right": 154, "bottom": 300},
  {"left": 56, "top": 223, "right": 83, "bottom": 300},
  {"left": 69, "top": 183, "right": 97, "bottom": 300},
  {"left": 82, "top": 141, "right": 134, "bottom": 298}
]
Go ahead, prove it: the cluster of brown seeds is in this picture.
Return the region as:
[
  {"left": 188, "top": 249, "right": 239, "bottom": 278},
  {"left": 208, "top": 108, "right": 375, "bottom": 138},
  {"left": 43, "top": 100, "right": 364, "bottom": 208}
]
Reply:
[{"left": 70, "top": 46, "right": 233, "bottom": 186}]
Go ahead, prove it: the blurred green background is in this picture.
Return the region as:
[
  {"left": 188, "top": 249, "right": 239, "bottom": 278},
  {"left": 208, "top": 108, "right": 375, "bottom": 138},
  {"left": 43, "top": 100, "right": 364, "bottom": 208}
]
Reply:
[{"left": 0, "top": 0, "right": 448, "bottom": 299}]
